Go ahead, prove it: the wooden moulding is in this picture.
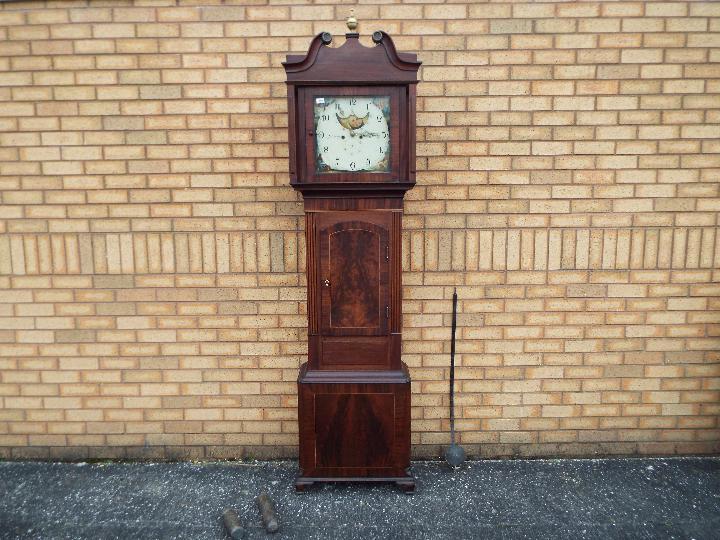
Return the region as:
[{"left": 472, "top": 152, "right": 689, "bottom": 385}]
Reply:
[
  {"left": 283, "top": 31, "right": 421, "bottom": 84},
  {"left": 298, "top": 362, "right": 410, "bottom": 384}
]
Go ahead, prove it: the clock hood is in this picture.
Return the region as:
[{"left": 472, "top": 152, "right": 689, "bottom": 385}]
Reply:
[{"left": 283, "top": 31, "right": 421, "bottom": 85}]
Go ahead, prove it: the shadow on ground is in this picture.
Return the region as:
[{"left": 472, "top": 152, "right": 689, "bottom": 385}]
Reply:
[{"left": 0, "top": 457, "right": 718, "bottom": 539}]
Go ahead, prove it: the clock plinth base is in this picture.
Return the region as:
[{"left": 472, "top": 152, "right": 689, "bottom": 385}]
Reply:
[
  {"left": 294, "top": 475, "right": 415, "bottom": 493},
  {"left": 296, "top": 363, "right": 413, "bottom": 492}
]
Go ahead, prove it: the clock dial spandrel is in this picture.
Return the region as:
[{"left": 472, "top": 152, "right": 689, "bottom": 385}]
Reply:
[{"left": 313, "top": 96, "right": 391, "bottom": 174}]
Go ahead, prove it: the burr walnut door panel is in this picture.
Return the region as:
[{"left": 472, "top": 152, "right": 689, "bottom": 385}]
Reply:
[{"left": 318, "top": 213, "right": 391, "bottom": 338}]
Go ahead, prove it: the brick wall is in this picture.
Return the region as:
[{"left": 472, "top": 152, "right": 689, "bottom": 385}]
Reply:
[{"left": 0, "top": 0, "right": 718, "bottom": 460}]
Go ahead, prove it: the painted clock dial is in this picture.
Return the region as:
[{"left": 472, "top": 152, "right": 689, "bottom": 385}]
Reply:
[{"left": 313, "top": 96, "right": 391, "bottom": 173}]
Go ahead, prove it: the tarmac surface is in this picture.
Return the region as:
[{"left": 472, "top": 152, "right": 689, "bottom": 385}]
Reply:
[{"left": 0, "top": 457, "right": 718, "bottom": 539}]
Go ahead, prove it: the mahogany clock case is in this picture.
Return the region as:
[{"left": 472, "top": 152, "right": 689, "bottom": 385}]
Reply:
[{"left": 283, "top": 31, "right": 421, "bottom": 491}]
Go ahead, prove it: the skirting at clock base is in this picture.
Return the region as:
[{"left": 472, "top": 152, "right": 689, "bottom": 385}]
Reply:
[
  {"left": 295, "top": 363, "right": 414, "bottom": 492},
  {"left": 295, "top": 476, "right": 415, "bottom": 493}
]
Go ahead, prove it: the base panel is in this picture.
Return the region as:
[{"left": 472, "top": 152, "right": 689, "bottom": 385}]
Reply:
[{"left": 297, "top": 362, "right": 413, "bottom": 489}]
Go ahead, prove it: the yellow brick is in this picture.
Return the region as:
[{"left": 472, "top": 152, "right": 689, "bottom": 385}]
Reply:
[{"left": 0, "top": 1, "right": 716, "bottom": 460}]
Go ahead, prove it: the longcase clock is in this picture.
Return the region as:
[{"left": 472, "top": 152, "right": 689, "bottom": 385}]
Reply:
[{"left": 283, "top": 23, "right": 421, "bottom": 492}]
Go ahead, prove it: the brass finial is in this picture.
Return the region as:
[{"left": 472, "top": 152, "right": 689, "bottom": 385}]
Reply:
[{"left": 346, "top": 9, "right": 358, "bottom": 31}]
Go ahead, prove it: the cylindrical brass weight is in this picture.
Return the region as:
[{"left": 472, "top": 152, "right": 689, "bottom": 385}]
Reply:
[
  {"left": 256, "top": 492, "right": 279, "bottom": 533},
  {"left": 222, "top": 508, "right": 245, "bottom": 540}
]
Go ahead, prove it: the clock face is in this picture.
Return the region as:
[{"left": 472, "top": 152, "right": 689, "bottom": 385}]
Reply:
[{"left": 313, "top": 95, "right": 391, "bottom": 174}]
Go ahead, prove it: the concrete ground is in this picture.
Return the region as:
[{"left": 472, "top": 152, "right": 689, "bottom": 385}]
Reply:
[{"left": 0, "top": 457, "right": 718, "bottom": 539}]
